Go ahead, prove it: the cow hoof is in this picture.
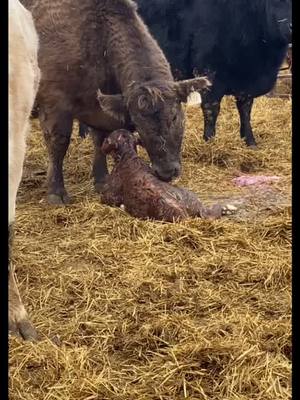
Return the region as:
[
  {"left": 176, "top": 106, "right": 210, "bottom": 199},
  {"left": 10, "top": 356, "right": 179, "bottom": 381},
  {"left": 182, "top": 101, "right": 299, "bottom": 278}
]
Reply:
[
  {"left": 9, "top": 320, "right": 38, "bottom": 341},
  {"left": 47, "top": 193, "right": 71, "bottom": 205},
  {"left": 203, "top": 134, "right": 215, "bottom": 142},
  {"left": 9, "top": 313, "right": 38, "bottom": 341},
  {"left": 94, "top": 182, "right": 106, "bottom": 194},
  {"left": 248, "top": 144, "right": 258, "bottom": 149},
  {"left": 9, "top": 271, "right": 38, "bottom": 341},
  {"left": 221, "top": 204, "right": 238, "bottom": 215},
  {"left": 243, "top": 138, "right": 257, "bottom": 148}
]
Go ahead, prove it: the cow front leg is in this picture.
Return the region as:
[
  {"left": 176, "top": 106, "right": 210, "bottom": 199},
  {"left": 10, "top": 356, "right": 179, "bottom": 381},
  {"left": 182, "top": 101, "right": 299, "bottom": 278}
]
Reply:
[
  {"left": 91, "top": 130, "right": 109, "bottom": 193},
  {"left": 201, "top": 99, "right": 221, "bottom": 141},
  {"left": 9, "top": 225, "right": 38, "bottom": 340},
  {"left": 235, "top": 95, "right": 256, "bottom": 147},
  {"left": 39, "top": 109, "right": 73, "bottom": 204}
]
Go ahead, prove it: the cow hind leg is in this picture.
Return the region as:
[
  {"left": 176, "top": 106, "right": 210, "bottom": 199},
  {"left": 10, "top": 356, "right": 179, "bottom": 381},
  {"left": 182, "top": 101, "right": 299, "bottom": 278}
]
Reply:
[
  {"left": 235, "top": 95, "right": 257, "bottom": 147},
  {"left": 9, "top": 261, "right": 38, "bottom": 341},
  {"left": 91, "top": 130, "right": 109, "bottom": 193},
  {"left": 9, "top": 130, "right": 37, "bottom": 340},
  {"left": 201, "top": 99, "right": 222, "bottom": 141},
  {"left": 39, "top": 109, "right": 73, "bottom": 204}
]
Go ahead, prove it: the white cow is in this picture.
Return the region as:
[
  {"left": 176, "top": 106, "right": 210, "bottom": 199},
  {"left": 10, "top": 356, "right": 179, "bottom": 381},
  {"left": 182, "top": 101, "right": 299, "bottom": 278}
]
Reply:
[{"left": 9, "top": 0, "right": 40, "bottom": 339}]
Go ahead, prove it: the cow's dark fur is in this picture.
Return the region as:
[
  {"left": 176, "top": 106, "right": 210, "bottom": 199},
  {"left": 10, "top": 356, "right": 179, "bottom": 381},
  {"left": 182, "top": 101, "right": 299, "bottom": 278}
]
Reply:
[
  {"left": 101, "top": 129, "right": 231, "bottom": 221},
  {"left": 21, "top": 0, "right": 210, "bottom": 204},
  {"left": 136, "top": 0, "right": 292, "bottom": 146}
]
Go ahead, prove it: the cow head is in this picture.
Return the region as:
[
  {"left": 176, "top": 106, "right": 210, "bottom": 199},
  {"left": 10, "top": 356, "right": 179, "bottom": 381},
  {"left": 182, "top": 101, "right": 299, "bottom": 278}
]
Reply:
[
  {"left": 97, "top": 76, "right": 210, "bottom": 181},
  {"left": 266, "top": 0, "right": 292, "bottom": 43}
]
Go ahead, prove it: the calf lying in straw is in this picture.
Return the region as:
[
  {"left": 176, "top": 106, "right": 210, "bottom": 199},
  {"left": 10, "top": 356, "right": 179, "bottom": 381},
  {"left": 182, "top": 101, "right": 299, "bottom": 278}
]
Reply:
[{"left": 100, "top": 130, "right": 236, "bottom": 222}]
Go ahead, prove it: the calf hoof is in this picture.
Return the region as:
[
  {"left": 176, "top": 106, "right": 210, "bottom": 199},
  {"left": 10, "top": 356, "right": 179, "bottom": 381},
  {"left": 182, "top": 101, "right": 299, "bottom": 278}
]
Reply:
[
  {"left": 94, "top": 181, "right": 106, "bottom": 194},
  {"left": 9, "top": 310, "right": 38, "bottom": 341},
  {"left": 221, "top": 204, "right": 238, "bottom": 216},
  {"left": 48, "top": 192, "right": 71, "bottom": 205}
]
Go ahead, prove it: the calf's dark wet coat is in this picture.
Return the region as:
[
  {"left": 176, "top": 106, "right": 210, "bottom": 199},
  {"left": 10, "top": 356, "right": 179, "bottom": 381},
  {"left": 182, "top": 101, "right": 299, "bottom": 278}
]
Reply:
[{"left": 100, "top": 130, "right": 234, "bottom": 222}]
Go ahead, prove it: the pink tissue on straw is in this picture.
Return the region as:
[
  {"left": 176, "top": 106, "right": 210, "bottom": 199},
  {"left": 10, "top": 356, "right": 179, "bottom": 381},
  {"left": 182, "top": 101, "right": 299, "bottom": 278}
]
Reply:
[{"left": 232, "top": 175, "right": 281, "bottom": 187}]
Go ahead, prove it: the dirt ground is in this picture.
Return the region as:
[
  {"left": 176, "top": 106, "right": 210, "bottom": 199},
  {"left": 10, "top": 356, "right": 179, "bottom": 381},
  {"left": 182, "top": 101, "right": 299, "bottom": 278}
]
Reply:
[{"left": 9, "top": 96, "right": 291, "bottom": 400}]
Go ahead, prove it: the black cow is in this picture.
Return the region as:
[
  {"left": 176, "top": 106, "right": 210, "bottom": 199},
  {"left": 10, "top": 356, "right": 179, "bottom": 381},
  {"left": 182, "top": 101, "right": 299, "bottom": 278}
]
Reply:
[{"left": 136, "top": 0, "right": 292, "bottom": 146}]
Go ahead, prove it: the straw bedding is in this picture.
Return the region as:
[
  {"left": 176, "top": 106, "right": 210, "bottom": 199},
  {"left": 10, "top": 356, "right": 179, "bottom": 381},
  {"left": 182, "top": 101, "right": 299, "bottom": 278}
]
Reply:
[{"left": 9, "top": 96, "right": 291, "bottom": 400}]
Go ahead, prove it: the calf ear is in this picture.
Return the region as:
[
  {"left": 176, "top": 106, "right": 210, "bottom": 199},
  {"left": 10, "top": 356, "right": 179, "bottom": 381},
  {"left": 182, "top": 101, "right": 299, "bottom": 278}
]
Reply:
[
  {"left": 97, "top": 90, "right": 128, "bottom": 123},
  {"left": 101, "top": 137, "right": 117, "bottom": 155},
  {"left": 175, "top": 77, "right": 211, "bottom": 103}
]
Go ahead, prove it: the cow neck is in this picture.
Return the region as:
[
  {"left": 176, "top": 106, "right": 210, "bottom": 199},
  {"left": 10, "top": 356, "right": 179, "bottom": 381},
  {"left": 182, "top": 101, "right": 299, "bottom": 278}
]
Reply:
[{"left": 105, "top": 18, "right": 173, "bottom": 92}]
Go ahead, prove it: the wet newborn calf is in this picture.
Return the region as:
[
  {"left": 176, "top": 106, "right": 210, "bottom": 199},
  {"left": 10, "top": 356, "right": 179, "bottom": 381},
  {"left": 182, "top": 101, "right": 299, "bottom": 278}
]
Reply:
[{"left": 101, "top": 130, "right": 235, "bottom": 222}]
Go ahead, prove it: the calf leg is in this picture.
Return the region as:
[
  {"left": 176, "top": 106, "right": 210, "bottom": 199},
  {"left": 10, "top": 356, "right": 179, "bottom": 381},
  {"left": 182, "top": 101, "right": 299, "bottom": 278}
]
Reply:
[
  {"left": 39, "top": 108, "right": 73, "bottom": 204},
  {"left": 100, "top": 173, "right": 123, "bottom": 207},
  {"left": 201, "top": 99, "right": 222, "bottom": 141},
  {"left": 91, "top": 130, "right": 109, "bottom": 193},
  {"left": 235, "top": 95, "right": 256, "bottom": 147}
]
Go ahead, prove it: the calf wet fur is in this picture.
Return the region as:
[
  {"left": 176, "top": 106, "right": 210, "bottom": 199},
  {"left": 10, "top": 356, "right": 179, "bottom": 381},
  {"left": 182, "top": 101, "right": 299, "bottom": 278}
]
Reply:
[{"left": 100, "top": 129, "right": 236, "bottom": 222}]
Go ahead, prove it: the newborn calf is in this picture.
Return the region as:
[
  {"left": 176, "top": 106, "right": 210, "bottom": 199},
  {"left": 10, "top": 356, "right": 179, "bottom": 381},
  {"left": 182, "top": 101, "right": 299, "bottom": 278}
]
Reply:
[{"left": 101, "top": 130, "right": 236, "bottom": 222}]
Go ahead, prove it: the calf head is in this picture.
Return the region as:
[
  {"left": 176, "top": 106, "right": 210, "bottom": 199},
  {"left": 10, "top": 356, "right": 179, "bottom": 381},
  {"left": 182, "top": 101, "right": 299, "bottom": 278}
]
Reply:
[
  {"left": 97, "top": 76, "right": 211, "bottom": 181},
  {"left": 102, "top": 129, "right": 139, "bottom": 159}
]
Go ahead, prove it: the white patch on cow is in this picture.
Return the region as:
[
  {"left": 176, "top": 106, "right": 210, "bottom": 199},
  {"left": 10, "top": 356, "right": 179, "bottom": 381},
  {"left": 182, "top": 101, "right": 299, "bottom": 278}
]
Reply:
[
  {"left": 9, "top": 0, "right": 40, "bottom": 224},
  {"left": 187, "top": 91, "right": 202, "bottom": 105}
]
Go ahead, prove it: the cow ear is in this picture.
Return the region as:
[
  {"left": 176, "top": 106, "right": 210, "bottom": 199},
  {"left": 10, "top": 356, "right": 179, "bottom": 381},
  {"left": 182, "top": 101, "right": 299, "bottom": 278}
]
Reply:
[
  {"left": 174, "top": 77, "right": 211, "bottom": 103},
  {"left": 97, "top": 90, "right": 128, "bottom": 123}
]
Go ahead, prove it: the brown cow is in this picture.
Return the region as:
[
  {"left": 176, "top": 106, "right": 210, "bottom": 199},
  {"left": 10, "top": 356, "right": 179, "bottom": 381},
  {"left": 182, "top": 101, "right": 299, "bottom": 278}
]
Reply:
[
  {"left": 21, "top": 0, "right": 210, "bottom": 204},
  {"left": 100, "top": 129, "right": 236, "bottom": 221}
]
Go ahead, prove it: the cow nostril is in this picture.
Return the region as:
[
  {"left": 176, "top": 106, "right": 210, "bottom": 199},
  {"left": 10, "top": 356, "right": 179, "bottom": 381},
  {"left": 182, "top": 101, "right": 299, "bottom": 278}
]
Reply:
[
  {"left": 152, "top": 162, "right": 181, "bottom": 181},
  {"left": 153, "top": 167, "right": 173, "bottom": 182}
]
